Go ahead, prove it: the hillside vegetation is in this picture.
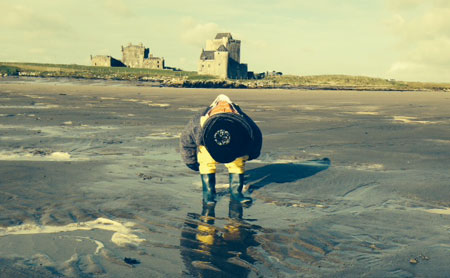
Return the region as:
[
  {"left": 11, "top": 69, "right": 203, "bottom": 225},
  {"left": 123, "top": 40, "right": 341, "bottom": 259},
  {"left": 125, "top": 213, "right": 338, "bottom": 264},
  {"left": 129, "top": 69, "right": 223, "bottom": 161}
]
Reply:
[
  {"left": 1, "top": 62, "right": 449, "bottom": 91},
  {"left": 0, "top": 62, "right": 213, "bottom": 81},
  {"left": 257, "top": 75, "right": 450, "bottom": 91}
]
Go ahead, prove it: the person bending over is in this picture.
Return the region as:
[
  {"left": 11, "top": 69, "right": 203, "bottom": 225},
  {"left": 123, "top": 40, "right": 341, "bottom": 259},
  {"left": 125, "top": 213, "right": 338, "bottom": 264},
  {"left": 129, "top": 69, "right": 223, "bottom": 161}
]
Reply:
[{"left": 180, "top": 94, "right": 262, "bottom": 205}]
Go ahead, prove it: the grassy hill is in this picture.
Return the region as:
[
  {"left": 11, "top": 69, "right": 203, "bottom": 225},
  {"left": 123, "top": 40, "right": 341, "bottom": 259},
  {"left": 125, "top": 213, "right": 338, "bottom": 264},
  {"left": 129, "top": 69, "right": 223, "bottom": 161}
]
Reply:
[
  {"left": 0, "top": 62, "right": 213, "bottom": 81},
  {"left": 257, "top": 75, "right": 450, "bottom": 91},
  {"left": 1, "top": 62, "right": 449, "bottom": 91}
]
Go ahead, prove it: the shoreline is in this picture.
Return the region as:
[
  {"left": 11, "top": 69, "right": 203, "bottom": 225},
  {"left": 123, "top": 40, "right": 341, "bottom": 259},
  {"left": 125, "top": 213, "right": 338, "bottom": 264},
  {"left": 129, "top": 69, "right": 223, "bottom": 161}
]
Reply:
[
  {"left": 2, "top": 75, "right": 448, "bottom": 92},
  {"left": 0, "top": 72, "right": 450, "bottom": 92}
]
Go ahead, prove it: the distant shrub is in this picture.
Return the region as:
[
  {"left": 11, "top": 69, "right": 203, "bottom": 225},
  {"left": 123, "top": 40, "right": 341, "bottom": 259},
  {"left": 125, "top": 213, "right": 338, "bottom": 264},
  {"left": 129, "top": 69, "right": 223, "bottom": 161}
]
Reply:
[{"left": 0, "top": 65, "right": 19, "bottom": 76}]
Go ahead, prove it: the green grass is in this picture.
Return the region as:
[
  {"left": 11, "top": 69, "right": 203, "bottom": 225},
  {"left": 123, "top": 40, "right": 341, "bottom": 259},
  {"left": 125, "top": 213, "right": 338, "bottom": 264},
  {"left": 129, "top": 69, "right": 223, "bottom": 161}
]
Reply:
[
  {"left": 1, "top": 62, "right": 449, "bottom": 91},
  {"left": 0, "top": 62, "right": 216, "bottom": 81}
]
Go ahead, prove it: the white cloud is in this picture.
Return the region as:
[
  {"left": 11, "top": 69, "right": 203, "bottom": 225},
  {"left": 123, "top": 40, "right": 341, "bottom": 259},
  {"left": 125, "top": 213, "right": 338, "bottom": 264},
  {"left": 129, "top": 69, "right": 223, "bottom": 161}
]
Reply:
[
  {"left": 180, "top": 17, "right": 222, "bottom": 48},
  {"left": 386, "top": 1, "right": 450, "bottom": 81},
  {"left": 388, "top": 61, "right": 450, "bottom": 82},
  {"left": 0, "top": 3, "right": 72, "bottom": 35},
  {"left": 410, "top": 37, "right": 450, "bottom": 65}
]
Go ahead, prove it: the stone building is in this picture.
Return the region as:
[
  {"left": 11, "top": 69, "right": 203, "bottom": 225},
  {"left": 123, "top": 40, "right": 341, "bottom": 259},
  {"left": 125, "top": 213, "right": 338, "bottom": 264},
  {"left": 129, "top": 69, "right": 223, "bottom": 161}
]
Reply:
[
  {"left": 90, "top": 55, "right": 125, "bottom": 67},
  {"left": 121, "top": 43, "right": 164, "bottom": 69},
  {"left": 198, "top": 33, "right": 248, "bottom": 79}
]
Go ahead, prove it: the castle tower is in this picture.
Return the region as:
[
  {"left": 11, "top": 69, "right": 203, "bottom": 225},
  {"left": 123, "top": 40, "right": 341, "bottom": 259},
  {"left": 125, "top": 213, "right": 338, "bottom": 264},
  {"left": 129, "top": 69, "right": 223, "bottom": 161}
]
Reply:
[
  {"left": 121, "top": 43, "right": 149, "bottom": 68},
  {"left": 205, "top": 33, "right": 241, "bottom": 63},
  {"left": 198, "top": 33, "right": 247, "bottom": 79}
]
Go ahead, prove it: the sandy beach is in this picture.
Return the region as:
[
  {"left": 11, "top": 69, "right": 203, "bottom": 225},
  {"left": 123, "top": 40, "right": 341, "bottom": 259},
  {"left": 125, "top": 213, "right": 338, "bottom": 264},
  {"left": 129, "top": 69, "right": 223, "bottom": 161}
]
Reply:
[{"left": 0, "top": 78, "right": 449, "bottom": 277}]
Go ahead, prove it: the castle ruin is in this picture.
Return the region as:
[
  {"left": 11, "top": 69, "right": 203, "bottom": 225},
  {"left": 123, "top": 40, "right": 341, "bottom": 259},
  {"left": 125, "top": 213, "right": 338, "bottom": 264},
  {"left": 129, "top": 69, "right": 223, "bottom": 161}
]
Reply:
[
  {"left": 90, "top": 55, "right": 125, "bottom": 67},
  {"left": 91, "top": 43, "right": 164, "bottom": 70},
  {"left": 198, "top": 33, "right": 248, "bottom": 79},
  {"left": 121, "top": 43, "right": 164, "bottom": 69}
]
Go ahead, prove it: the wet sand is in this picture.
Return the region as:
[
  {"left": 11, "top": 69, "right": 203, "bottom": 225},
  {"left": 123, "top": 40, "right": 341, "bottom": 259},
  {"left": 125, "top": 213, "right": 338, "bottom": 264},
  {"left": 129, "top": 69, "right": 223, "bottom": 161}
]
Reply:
[{"left": 0, "top": 78, "right": 449, "bottom": 277}]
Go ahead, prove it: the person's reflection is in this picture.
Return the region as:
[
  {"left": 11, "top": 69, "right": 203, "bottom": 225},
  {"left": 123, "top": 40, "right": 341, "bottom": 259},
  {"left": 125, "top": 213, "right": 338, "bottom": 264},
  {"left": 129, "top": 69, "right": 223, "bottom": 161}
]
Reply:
[{"left": 180, "top": 200, "right": 259, "bottom": 277}]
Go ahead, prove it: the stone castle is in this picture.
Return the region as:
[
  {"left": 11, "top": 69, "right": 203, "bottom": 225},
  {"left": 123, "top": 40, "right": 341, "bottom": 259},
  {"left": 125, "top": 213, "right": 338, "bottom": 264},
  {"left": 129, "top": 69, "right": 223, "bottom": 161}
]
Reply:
[
  {"left": 121, "top": 43, "right": 164, "bottom": 69},
  {"left": 90, "top": 34, "right": 266, "bottom": 79},
  {"left": 91, "top": 43, "right": 164, "bottom": 69},
  {"left": 198, "top": 33, "right": 248, "bottom": 79}
]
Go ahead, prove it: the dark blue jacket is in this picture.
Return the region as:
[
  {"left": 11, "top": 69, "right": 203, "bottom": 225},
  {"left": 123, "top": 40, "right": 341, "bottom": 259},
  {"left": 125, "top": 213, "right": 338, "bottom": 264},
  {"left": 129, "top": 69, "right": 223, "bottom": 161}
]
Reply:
[{"left": 180, "top": 105, "right": 262, "bottom": 170}]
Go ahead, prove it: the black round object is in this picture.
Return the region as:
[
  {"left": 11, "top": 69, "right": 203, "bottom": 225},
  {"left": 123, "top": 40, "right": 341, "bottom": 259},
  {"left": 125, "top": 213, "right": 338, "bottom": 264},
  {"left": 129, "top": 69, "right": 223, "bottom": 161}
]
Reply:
[{"left": 202, "top": 113, "right": 252, "bottom": 163}]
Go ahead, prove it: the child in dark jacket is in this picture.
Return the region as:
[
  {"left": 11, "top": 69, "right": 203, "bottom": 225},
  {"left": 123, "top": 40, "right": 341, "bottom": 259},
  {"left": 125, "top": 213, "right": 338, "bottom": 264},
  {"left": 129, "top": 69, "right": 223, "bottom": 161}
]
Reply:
[{"left": 180, "top": 94, "right": 262, "bottom": 205}]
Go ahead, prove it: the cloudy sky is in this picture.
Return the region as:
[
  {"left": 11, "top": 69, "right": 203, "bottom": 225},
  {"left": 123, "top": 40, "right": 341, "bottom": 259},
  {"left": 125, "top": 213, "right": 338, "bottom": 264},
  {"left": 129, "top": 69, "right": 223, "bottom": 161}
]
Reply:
[{"left": 1, "top": 0, "right": 449, "bottom": 82}]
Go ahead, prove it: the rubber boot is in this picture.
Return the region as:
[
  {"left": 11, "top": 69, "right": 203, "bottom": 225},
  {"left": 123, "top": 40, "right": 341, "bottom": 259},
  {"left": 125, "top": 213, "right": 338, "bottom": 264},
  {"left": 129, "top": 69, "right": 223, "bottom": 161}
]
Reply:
[
  {"left": 201, "top": 201, "right": 216, "bottom": 225},
  {"left": 201, "top": 174, "right": 216, "bottom": 205},
  {"left": 229, "top": 199, "right": 243, "bottom": 219},
  {"left": 229, "top": 173, "right": 252, "bottom": 205}
]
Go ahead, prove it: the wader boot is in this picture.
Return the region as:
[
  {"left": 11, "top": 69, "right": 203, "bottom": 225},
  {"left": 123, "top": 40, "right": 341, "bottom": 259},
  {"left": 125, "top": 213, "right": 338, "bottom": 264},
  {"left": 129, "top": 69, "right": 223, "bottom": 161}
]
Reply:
[
  {"left": 201, "top": 201, "right": 216, "bottom": 225},
  {"left": 201, "top": 174, "right": 216, "bottom": 205},
  {"left": 229, "top": 199, "right": 243, "bottom": 219},
  {"left": 229, "top": 173, "right": 252, "bottom": 205}
]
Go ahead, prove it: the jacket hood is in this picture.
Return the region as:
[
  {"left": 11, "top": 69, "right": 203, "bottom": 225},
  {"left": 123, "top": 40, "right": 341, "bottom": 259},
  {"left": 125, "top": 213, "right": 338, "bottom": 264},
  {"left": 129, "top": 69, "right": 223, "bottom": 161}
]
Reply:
[{"left": 210, "top": 94, "right": 233, "bottom": 107}]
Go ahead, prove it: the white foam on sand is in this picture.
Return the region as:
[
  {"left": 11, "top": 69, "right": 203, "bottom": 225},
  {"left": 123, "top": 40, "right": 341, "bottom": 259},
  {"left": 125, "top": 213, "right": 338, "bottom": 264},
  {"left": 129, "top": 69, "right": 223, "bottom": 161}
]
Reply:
[
  {"left": 0, "top": 136, "right": 23, "bottom": 141},
  {"left": 393, "top": 116, "right": 436, "bottom": 124},
  {"left": 137, "top": 132, "right": 180, "bottom": 140},
  {"left": 76, "top": 124, "right": 117, "bottom": 130},
  {"left": 425, "top": 208, "right": 450, "bottom": 215},
  {"left": 49, "top": 152, "right": 72, "bottom": 160},
  {"left": 344, "top": 163, "right": 385, "bottom": 171},
  {"left": 123, "top": 98, "right": 140, "bottom": 102},
  {"left": 123, "top": 98, "right": 170, "bottom": 107},
  {"left": 178, "top": 107, "right": 203, "bottom": 112},
  {"left": 0, "top": 217, "right": 146, "bottom": 248},
  {"left": 23, "top": 94, "right": 46, "bottom": 99},
  {"left": 0, "top": 103, "right": 59, "bottom": 109},
  {"left": 345, "top": 111, "right": 380, "bottom": 115},
  {"left": 425, "top": 139, "right": 450, "bottom": 144},
  {"left": 0, "top": 151, "right": 73, "bottom": 161},
  {"left": 99, "top": 97, "right": 117, "bottom": 100},
  {"left": 148, "top": 103, "right": 170, "bottom": 107},
  {"left": 288, "top": 104, "right": 324, "bottom": 111}
]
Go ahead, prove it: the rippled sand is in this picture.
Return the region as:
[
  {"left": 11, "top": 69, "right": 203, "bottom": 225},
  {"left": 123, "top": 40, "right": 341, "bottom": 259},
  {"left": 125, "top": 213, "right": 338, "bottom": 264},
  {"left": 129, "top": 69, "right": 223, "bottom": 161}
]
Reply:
[{"left": 0, "top": 78, "right": 449, "bottom": 277}]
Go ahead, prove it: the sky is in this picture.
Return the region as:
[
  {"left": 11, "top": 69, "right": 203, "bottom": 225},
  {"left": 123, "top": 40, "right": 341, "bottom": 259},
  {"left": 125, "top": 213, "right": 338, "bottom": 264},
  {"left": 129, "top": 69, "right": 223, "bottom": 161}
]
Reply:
[{"left": 1, "top": 0, "right": 449, "bottom": 82}]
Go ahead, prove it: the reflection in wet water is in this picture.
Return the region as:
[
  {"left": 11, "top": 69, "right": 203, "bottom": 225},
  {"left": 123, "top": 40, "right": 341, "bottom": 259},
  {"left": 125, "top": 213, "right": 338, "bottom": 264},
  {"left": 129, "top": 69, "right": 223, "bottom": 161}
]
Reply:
[
  {"left": 180, "top": 200, "right": 260, "bottom": 277},
  {"left": 179, "top": 160, "right": 332, "bottom": 277}
]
